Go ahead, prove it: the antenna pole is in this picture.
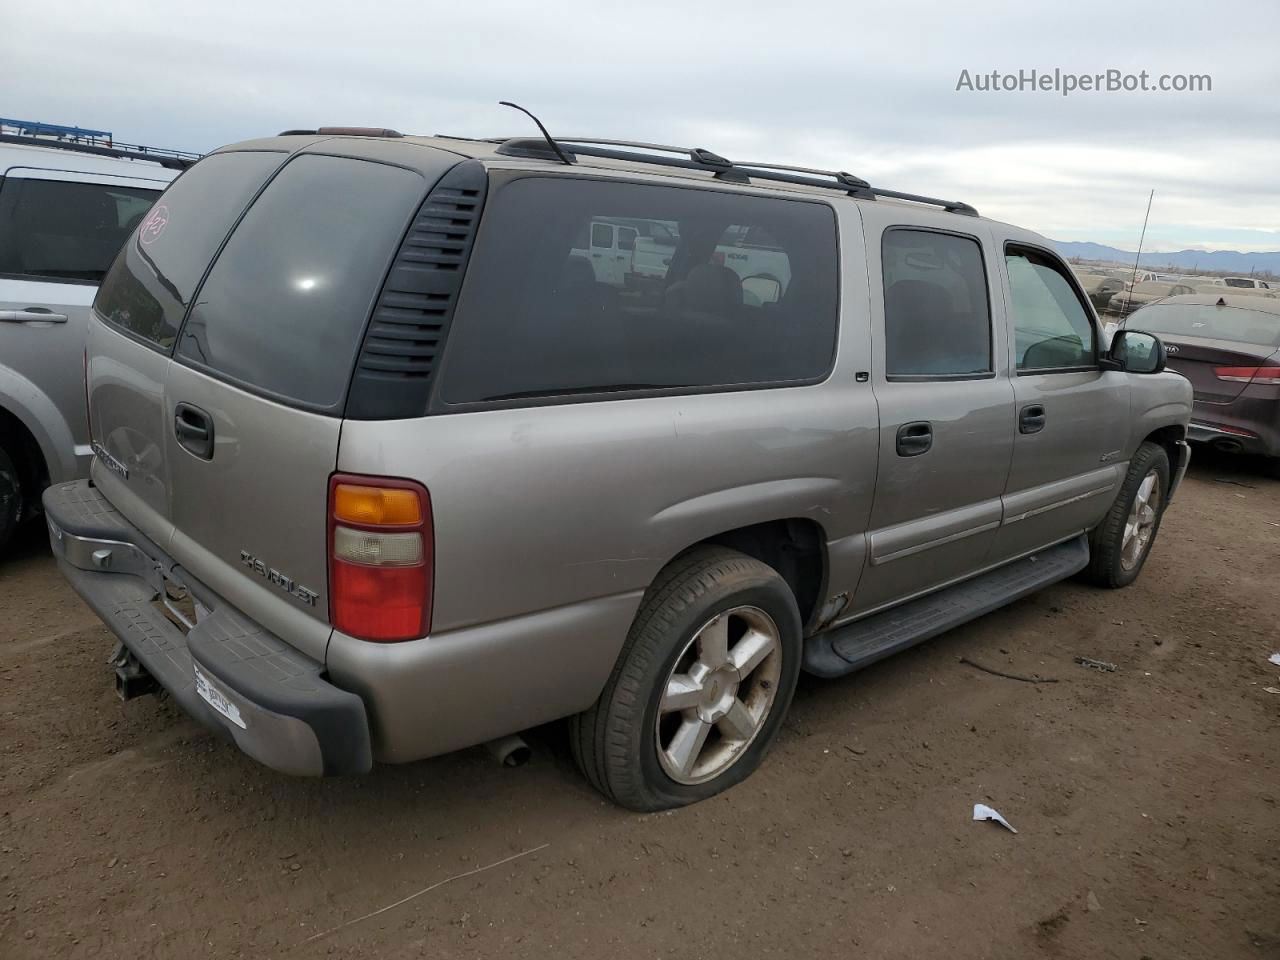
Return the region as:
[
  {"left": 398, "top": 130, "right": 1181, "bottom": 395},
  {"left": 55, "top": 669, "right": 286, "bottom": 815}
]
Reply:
[
  {"left": 1121, "top": 190, "right": 1155, "bottom": 323},
  {"left": 498, "top": 101, "right": 573, "bottom": 166}
]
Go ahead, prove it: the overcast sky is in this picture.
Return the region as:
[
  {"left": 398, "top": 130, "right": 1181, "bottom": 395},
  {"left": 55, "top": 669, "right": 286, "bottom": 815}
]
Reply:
[{"left": 10, "top": 0, "right": 1279, "bottom": 252}]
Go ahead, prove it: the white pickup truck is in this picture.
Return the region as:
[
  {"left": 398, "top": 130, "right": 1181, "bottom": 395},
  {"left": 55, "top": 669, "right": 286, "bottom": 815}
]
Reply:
[{"left": 577, "top": 218, "right": 792, "bottom": 302}]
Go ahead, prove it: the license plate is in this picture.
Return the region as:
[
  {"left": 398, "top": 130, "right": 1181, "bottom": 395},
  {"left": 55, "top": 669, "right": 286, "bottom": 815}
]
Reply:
[{"left": 194, "top": 666, "right": 246, "bottom": 729}]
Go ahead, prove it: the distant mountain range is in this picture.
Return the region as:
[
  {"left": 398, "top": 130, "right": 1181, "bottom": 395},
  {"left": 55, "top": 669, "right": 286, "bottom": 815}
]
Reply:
[{"left": 1053, "top": 241, "right": 1280, "bottom": 276}]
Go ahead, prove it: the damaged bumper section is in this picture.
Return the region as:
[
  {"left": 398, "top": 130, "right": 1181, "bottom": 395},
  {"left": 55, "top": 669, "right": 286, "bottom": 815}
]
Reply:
[{"left": 42, "top": 480, "right": 371, "bottom": 776}]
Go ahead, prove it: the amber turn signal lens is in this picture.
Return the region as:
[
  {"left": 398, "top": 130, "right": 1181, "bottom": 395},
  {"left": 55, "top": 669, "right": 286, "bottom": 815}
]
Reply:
[{"left": 333, "top": 484, "right": 422, "bottom": 525}]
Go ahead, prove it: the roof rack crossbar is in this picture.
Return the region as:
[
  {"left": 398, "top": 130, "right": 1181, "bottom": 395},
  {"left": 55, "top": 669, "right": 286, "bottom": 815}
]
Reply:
[
  {"left": 0, "top": 133, "right": 198, "bottom": 170},
  {"left": 493, "top": 136, "right": 977, "bottom": 214}
]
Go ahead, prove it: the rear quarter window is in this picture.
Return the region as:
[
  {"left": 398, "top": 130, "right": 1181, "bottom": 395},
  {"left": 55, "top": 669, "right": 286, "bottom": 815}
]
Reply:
[
  {"left": 437, "top": 176, "right": 839, "bottom": 405},
  {"left": 176, "top": 155, "right": 425, "bottom": 410},
  {"left": 95, "top": 151, "right": 285, "bottom": 349}
]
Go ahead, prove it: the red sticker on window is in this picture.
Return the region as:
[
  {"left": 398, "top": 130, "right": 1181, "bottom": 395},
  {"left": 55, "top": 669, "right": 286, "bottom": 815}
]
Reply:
[{"left": 139, "top": 204, "right": 169, "bottom": 246}]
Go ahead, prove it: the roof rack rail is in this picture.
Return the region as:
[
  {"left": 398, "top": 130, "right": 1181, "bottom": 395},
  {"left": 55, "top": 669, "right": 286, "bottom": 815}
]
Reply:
[
  {"left": 0, "top": 134, "right": 198, "bottom": 170},
  {"left": 734, "top": 159, "right": 874, "bottom": 198},
  {"left": 496, "top": 136, "right": 749, "bottom": 182},
  {"left": 0, "top": 118, "right": 200, "bottom": 170},
  {"left": 493, "top": 135, "right": 977, "bottom": 215}
]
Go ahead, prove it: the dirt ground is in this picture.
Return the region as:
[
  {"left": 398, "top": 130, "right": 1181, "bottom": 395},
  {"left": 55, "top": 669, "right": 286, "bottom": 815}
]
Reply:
[{"left": 1, "top": 448, "right": 1277, "bottom": 960}]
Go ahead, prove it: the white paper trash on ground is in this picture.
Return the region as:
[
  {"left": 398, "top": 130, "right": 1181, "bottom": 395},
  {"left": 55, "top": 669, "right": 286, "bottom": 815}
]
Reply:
[
  {"left": 1268, "top": 653, "right": 1280, "bottom": 667},
  {"left": 973, "top": 803, "right": 1018, "bottom": 834}
]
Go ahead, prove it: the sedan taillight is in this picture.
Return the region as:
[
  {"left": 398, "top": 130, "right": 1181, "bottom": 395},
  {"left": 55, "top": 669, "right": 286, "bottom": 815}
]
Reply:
[
  {"left": 328, "top": 475, "right": 433, "bottom": 642},
  {"left": 1214, "top": 364, "right": 1280, "bottom": 383}
]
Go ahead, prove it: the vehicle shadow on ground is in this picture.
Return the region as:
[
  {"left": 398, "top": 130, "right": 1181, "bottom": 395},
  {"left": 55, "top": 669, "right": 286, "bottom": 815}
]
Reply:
[
  {"left": 1183, "top": 443, "right": 1278, "bottom": 485},
  {"left": 0, "top": 516, "right": 51, "bottom": 569}
]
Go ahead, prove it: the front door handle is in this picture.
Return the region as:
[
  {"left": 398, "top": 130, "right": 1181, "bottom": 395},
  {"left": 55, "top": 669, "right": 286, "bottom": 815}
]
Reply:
[
  {"left": 0, "top": 308, "right": 68, "bottom": 323},
  {"left": 1019, "top": 403, "right": 1047, "bottom": 434},
  {"left": 174, "top": 402, "right": 215, "bottom": 460},
  {"left": 896, "top": 421, "right": 933, "bottom": 457}
]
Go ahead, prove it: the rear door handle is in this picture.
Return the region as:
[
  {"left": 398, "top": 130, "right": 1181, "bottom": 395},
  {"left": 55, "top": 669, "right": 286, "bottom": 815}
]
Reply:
[
  {"left": 0, "top": 308, "right": 68, "bottom": 323},
  {"left": 896, "top": 421, "right": 933, "bottom": 457},
  {"left": 1019, "top": 403, "right": 1047, "bottom": 434},
  {"left": 174, "top": 402, "right": 215, "bottom": 460}
]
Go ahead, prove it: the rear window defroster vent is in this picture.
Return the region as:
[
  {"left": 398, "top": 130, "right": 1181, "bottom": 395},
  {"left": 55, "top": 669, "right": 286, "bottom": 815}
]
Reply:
[{"left": 345, "top": 160, "right": 489, "bottom": 419}]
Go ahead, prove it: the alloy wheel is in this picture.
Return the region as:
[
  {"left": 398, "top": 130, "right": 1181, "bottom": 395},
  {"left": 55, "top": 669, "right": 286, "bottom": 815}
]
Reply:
[{"left": 655, "top": 605, "right": 783, "bottom": 785}]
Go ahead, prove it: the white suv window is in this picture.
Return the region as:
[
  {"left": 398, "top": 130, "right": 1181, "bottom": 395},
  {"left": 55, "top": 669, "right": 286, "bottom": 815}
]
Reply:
[{"left": 0, "top": 178, "right": 160, "bottom": 283}]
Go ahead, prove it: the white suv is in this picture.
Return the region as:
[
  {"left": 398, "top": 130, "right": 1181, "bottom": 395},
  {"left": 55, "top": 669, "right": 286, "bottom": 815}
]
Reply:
[{"left": 0, "top": 123, "right": 192, "bottom": 550}]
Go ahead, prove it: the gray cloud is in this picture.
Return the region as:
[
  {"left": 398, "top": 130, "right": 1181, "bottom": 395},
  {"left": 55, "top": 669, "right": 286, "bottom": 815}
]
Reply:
[{"left": 9, "top": 0, "right": 1279, "bottom": 249}]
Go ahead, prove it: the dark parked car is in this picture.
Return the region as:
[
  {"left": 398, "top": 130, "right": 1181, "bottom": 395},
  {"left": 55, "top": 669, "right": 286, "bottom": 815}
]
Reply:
[
  {"left": 1127, "top": 294, "right": 1280, "bottom": 474},
  {"left": 1071, "top": 270, "right": 1127, "bottom": 311}
]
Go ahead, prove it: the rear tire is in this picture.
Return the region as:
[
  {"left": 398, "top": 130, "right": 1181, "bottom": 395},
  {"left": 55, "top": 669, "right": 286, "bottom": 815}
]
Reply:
[
  {"left": 0, "top": 443, "right": 22, "bottom": 554},
  {"left": 571, "top": 547, "right": 802, "bottom": 811},
  {"left": 1084, "top": 441, "right": 1170, "bottom": 588}
]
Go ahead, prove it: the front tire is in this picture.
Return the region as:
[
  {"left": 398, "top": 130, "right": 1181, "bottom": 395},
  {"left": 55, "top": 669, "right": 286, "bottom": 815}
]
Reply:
[
  {"left": 571, "top": 547, "right": 802, "bottom": 811},
  {"left": 1084, "top": 441, "right": 1170, "bottom": 588},
  {"left": 0, "top": 443, "right": 22, "bottom": 554}
]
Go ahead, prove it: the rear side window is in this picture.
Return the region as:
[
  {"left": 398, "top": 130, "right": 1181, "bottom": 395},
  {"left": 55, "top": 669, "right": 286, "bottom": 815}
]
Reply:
[
  {"left": 0, "top": 178, "right": 160, "bottom": 284},
  {"left": 176, "top": 155, "right": 424, "bottom": 410},
  {"left": 882, "top": 229, "right": 991, "bottom": 377},
  {"left": 95, "top": 151, "right": 284, "bottom": 348},
  {"left": 1006, "top": 246, "right": 1096, "bottom": 371},
  {"left": 439, "top": 177, "right": 838, "bottom": 404}
]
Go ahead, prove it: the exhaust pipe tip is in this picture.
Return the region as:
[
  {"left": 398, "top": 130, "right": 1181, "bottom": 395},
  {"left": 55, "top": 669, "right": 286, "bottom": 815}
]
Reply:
[
  {"left": 1212, "top": 438, "right": 1244, "bottom": 454},
  {"left": 484, "top": 734, "right": 531, "bottom": 768}
]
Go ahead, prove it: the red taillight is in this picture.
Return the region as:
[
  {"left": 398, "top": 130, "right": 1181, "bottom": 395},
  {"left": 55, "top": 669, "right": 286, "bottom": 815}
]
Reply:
[
  {"left": 328, "top": 474, "right": 432, "bottom": 642},
  {"left": 1215, "top": 364, "right": 1280, "bottom": 383}
]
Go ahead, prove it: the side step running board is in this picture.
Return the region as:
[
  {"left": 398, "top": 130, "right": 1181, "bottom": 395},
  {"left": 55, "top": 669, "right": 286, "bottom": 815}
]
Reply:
[{"left": 803, "top": 535, "right": 1090, "bottom": 678}]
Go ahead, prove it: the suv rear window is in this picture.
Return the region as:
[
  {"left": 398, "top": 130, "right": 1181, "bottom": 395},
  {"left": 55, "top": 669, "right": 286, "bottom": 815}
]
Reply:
[
  {"left": 175, "top": 155, "right": 425, "bottom": 410},
  {"left": 0, "top": 178, "right": 160, "bottom": 284},
  {"left": 438, "top": 177, "right": 838, "bottom": 404},
  {"left": 95, "top": 151, "right": 284, "bottom": 348}
]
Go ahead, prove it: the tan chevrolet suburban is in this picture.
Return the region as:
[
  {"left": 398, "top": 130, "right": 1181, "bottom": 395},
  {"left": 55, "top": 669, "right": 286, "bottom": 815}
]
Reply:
[{"left": 43, "top": 125, "right": 1192, "bottom": 810}]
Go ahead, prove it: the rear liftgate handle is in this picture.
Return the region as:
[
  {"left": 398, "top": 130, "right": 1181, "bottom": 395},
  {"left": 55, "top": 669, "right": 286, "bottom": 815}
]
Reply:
[
  {"left": 174, "top": 402, "right": 215, "bottom": 460},
  {"left": 896, "top": 421, "right": 933, "bottom": 457}
]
